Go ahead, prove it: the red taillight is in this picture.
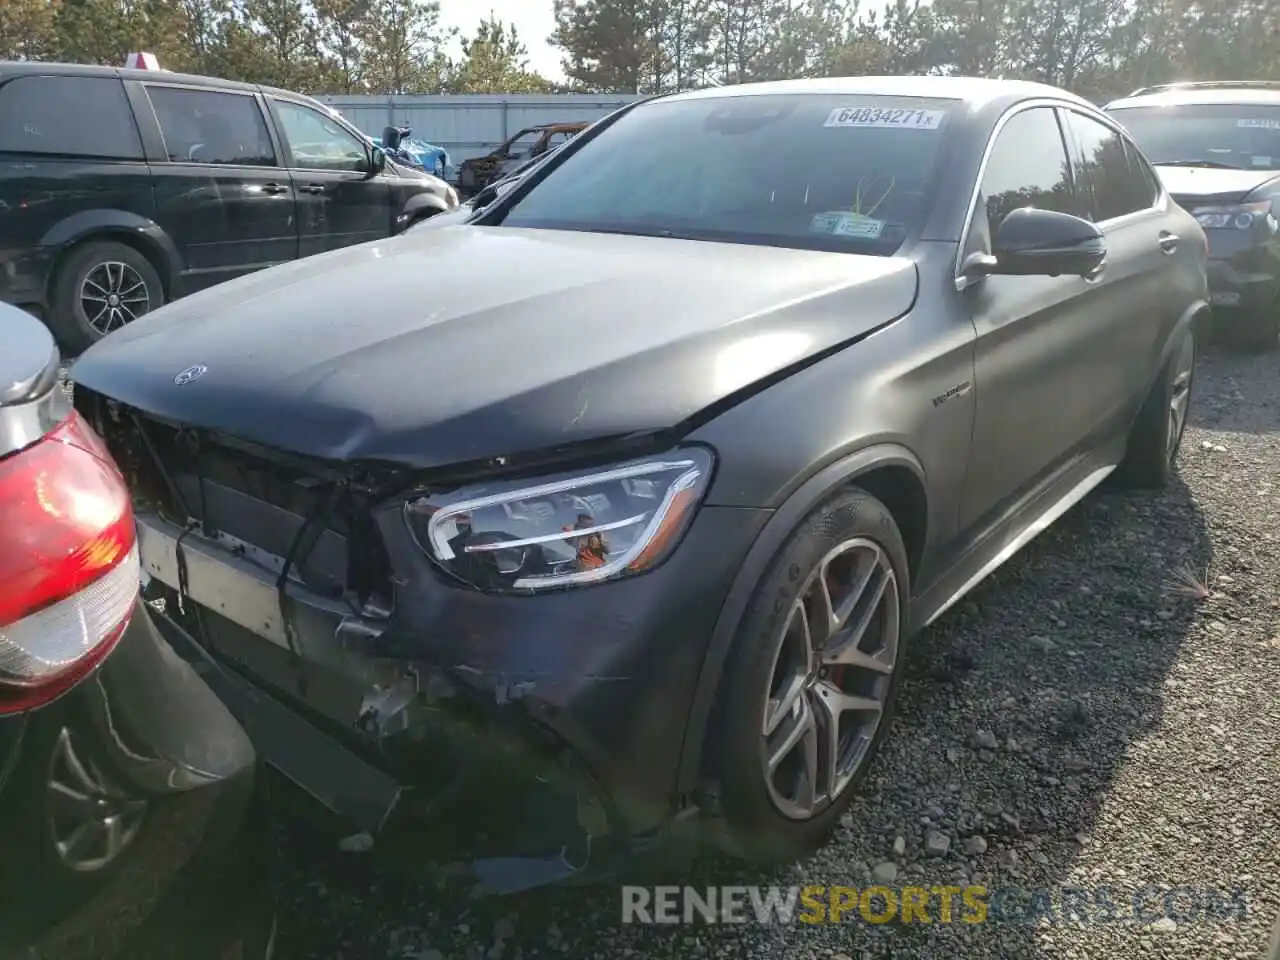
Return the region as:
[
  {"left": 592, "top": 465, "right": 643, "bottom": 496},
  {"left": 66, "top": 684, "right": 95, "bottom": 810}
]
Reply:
[{"left": 0, "top": 412, "right": 139, "bottom": 715}]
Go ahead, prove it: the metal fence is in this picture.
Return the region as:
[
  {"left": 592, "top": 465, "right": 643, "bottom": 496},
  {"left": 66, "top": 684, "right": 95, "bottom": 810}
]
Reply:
[{"left": 314, "top": 93, "right": 642, "bottom": 163}]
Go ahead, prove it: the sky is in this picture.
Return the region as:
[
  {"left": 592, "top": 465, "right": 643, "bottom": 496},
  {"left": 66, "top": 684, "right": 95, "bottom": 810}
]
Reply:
[{"left": 437, "top": 0, "right": 566, "bottom": 82}]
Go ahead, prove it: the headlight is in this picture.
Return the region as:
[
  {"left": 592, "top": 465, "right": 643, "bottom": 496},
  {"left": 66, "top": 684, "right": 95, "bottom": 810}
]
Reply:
[
  {"left": 1192, "top": 200, "right": 1276, "bottom": 231},
  {"left": 404, "top": 448, "right": 715, "bottom": 593}
]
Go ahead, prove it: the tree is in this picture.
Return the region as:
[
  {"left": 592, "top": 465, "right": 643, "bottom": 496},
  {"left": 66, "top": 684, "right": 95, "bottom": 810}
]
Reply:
[
  {"left": 13, "top": 0, "right": 1280, "bottom": 103},
  {"left": 0, "top": 0, "right": 60, "bottom": 61},
  {"left": 450, "top": 16, "right": 553, "bottom": 94},
  {"left": 314, "top": 0, "right": 370, "bottom": 93},
  {"left": 358, "top": 0, "right": 450, "bottom": 94},
  {"left": 552, "top": 0, "right": 654, "bottom": 93},
  {"left": 54, "top": 0, "right": 136, "bottom": 65}
]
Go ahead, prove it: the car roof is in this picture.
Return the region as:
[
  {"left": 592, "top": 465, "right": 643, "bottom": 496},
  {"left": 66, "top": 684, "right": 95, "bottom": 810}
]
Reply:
[
  {"left": 1107, "top": 86, "right": 1280, "bottom": 109},
  {"left": 656, "top": 75, "right": 1096, "bottom": 112},
  {"left": 0, "top": 59, "right": 322, "bottom": 106}
]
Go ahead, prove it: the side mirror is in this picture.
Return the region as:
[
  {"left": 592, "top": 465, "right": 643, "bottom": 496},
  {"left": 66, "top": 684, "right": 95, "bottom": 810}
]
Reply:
[
  {"left": 985, "top": 207, "right": 1107, "bottom": 279},
  {"left": 368, "top": 146, "right": 387, "bottom": 178}
]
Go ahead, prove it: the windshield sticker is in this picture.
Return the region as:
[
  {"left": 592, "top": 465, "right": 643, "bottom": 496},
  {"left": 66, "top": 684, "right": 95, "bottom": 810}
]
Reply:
[
  {"left": 1253, "top": 155, "right": 1275, "bottom": 167},
  {"left": 810, "top": 211, "right": 885, "bottom": 239},
  {"left": 1238, "top": 118, "right": 1280, "bottom": 130},
  {"left": 825, "top": 107, "right": 945, "bottom": 130}
]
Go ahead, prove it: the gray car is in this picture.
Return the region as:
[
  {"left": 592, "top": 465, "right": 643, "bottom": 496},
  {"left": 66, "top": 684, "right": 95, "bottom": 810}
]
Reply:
[
  {"left": 69, "top": 76, "right": 1207, "bottom": 877},
  {"left": 1105, "top": 81, "right": 1280, "bottom": 350}
]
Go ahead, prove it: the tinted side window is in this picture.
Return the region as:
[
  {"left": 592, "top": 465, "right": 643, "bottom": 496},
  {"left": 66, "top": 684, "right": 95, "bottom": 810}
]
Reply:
[
  {"left": 978, "top": 107, "right": 1076, "bottom": 237},
  {"left": 146, "top": 86, "right": 275, "bottom": 166},
  {"left": 1124, "top": 139, "right": 1161, "bottom": 205},
  {"left": 1062, "top": 111, "right": 1153, "bottom": 221},
  {"left": 0, "top": 75, "right": 142, "bottom": 159}
]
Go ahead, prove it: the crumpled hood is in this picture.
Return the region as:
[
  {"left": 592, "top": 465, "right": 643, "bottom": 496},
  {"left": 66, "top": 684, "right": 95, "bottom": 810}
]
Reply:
[
  {"left": 1157, "top": 165, "right": 1279, "bottom": 204},
  {"left": 71, "top": 226, "right": 918, "bottom": 468}
]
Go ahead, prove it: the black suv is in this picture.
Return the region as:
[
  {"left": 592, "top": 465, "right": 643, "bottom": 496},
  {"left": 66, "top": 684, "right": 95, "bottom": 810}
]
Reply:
[
  {"left": 1107, "top": 81, "right": 1280, "bottom": 350},
  {"left": 0, "top": 62, "right": 458, "bottom": 352}
]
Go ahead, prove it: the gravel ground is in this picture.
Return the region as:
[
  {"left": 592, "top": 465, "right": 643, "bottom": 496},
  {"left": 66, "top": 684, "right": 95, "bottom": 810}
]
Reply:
[{"left": 219, "top": 348, "right": 1280, "bottom": 957}]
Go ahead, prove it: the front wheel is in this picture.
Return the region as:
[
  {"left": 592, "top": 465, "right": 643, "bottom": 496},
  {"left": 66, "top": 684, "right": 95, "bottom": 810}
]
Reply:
[{"left": 711, "top": 488, "right": 909, "bottom": 862}]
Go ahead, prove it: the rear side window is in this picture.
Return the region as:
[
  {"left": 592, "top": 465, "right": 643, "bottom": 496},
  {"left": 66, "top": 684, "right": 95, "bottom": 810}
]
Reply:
[
  {"left": 1061, "top": 110, "right": 1155, "bottom": 221},
  {"left": 1124, "top": 139, "right": 1162, "bottom": 202},
  {"left": 145, "top": 86, "right": 276, "bottom": 166},
  {"left": 0, "top": 75, "right": 142, "bottom": 160},
  {"left": 978, "top": 107, "right": 1077, "bottom": 236}
]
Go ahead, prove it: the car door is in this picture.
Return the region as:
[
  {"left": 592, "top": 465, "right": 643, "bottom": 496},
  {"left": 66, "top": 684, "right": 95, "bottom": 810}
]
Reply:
[
  {"left": 140, "top": 84, "right": 297, "bottom": 294},
  {"left": 957, "top": 104, "right": 1120, "bottom": 531},
  {"left": 1057, "top": 107, "right": 1179, "bottom": 410},
  {"left": 268, "top": 98, "right": 390, "bottom": 256}
]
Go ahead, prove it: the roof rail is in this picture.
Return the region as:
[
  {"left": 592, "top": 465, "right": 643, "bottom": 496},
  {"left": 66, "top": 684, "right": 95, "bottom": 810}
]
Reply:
[{"left": 1126, "top": 80, "right": 1280, "bottom": 97}]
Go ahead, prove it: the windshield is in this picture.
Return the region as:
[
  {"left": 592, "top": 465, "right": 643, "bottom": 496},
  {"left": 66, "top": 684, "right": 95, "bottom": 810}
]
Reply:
[
  {"left": 1109, "top": 103, "right": 1280, "bottom": 170},
  {"left": 497, "top": 94, "right": 956, "bottom": 255}
]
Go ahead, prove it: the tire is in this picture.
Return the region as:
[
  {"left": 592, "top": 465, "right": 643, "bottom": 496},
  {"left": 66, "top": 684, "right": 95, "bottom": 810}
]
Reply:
[
  {"left": 711, "top": 487, "right": 910, "bottom": 863},
  {"left": 1115, "top": 324, "right": 1196, "bottom": 489},
  {"left": 410, "top": 207, "right": 441, "bottom": 228},
  {"left": 48, "top": 240, "right": 165, "bottom": 353},
  {"left": 0, "top": 702, "right": 260, "bottom": 954},
  {"left": 0, "top": 706, "right": 151, "bottom": 930}
]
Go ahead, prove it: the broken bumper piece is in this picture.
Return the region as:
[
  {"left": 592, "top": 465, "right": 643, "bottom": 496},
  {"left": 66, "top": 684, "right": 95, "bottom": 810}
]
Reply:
[{"left": 136, "top": 507, "right": 762, "bottom": 892}]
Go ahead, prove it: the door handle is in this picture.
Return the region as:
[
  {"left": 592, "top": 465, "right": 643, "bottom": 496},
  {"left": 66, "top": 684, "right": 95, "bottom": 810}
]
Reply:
[
  {"left": 298, "top": 184, "right": 324, "bottom": 195},
  {"left": 1158, "top": 232, "right": 1179, "bottom": 254},
  {"left": 261, "top": 182, "right": 289, "bottom": 195}
]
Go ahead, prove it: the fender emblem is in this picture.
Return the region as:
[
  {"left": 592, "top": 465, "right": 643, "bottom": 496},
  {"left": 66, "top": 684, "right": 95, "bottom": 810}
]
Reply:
[{"left": 932, "top": 380, "right": 973, "bottom": 407}]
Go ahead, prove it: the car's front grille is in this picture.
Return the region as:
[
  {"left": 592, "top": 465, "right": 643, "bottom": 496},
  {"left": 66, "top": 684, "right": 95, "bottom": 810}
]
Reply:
[{"left": 78, "top": 389, "right": 393, "bottom": 605}]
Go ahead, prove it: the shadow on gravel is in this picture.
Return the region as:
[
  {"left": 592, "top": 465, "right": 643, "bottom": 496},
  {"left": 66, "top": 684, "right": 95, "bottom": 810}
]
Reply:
[
  {"left": 269, "top": 473, "right": 1211, "bottom": 960},
  {"left": 1189, "top": 348, "right": 1280, "bottom": 437}
]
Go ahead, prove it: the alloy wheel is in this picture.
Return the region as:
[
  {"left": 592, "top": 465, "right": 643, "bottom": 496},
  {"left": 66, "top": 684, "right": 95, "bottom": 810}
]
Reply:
[
  {"left": 1167, "top": 331, "right": 1195, "bottom": 462},
  {"left": 760, "top": 537, "right": 900, "bottom": 821},
  {"left": 79, "top": 261, "right": 152, "bottom": 335},
  {"left": 45, "top": 728, "right": 147, "bottom": 873}
]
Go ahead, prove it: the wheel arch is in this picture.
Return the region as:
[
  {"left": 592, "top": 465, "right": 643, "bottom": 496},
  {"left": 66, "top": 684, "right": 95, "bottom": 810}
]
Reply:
[
  {"left": 41, "top": 212, "right": 182, "bottom": 302},
  {"left": 399, "top": 192, "right": 451, "bottom": 231},
  {"left": 675, "top": 443, "right": 928, "bottom": 799}
]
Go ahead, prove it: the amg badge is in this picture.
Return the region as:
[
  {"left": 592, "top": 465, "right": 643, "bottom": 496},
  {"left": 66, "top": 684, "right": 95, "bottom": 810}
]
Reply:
[{"left": 932, "top": 381, "right": 972, "bottom": 407}]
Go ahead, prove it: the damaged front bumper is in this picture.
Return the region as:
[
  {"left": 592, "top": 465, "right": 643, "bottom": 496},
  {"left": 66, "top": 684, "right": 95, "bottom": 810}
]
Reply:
[{"left": 136, "top": 501, "right": 767, "bottom": 893}]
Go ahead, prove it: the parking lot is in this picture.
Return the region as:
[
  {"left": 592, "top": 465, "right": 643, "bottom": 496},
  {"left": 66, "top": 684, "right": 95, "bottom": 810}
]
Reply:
[{"left": 241, "top": 344, "right": 1279, "bottom": 958}]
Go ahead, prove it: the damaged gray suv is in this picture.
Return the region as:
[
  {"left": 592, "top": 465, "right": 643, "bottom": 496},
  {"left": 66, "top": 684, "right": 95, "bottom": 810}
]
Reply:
[{"left": 71, "top": 76, "right": 1207, "bottom": 888}]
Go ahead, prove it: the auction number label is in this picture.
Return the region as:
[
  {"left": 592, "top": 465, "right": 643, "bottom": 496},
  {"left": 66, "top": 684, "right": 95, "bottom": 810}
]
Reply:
[
  {"left": 810, "top": 211, "right": 886, "bottom": 239},
  {"left": 825, "top": 106, "right": 945, "bottom": 129},
  {"left": 1238, "top": 118, "right": 1280, "bottom": 130}
]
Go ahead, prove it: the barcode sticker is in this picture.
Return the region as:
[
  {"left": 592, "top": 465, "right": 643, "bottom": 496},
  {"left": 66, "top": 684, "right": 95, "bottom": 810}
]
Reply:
[
  {"left": 810, "top": 211, "right": 885, "bottom": 239},
  {"left": 825, "top": 107, "right": 945, "bottom": 130}
]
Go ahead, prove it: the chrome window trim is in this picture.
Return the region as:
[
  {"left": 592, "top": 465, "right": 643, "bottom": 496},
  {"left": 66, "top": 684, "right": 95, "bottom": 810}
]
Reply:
[{"left": 954, "top": 98, "right": 1168, "bottom": 290}]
